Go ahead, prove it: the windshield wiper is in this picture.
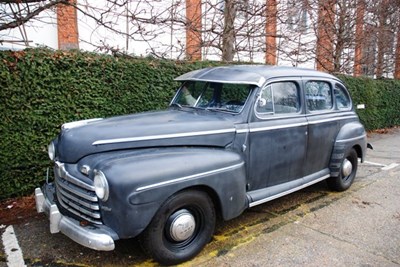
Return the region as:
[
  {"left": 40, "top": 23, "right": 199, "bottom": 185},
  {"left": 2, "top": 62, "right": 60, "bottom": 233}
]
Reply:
[
  {"left": 205, "top": 107, "right": 236, "bottom": 113},
  {"left": 170, "top": 103, "right": 183, "bottom": 109}
]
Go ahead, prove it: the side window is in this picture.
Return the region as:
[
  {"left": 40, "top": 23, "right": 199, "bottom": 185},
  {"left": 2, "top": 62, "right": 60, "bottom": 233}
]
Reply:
[
  {"left": 305, "top": 81, "right": 332, "bottom": 111},
  {"left": 256, "top": 82, "right": 299, "bottom": 115},
  {"left": 334, "top": 84, "right": 351, "bottom": 110}
]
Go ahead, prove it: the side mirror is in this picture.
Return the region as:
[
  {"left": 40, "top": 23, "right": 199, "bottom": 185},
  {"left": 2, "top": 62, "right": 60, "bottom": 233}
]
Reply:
[{"left": 258, "top": 98, "right": 267, "bottom": 107}]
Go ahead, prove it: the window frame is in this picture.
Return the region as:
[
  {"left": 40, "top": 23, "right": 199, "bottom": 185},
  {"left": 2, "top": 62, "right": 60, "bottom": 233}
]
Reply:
[
  {"left": 172, "top": 81, "right": 254, "bottom": 115},
  {"left": 304, "top": 79, "right": 334, "bottom": 113},
  {"left": 254, "top": 80, "right": 303, "bottom": 120},
  {"left": 334, "top": 83, "right": 352, "bottom": 111}
]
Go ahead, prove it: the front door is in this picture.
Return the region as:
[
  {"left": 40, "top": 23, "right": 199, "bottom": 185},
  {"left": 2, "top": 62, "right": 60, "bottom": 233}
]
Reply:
[{"left": 248, "top": 80, "right": 308, "bottom": 191}]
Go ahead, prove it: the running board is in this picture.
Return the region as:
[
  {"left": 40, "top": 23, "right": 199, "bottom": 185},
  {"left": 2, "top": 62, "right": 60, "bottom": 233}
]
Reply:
[{"left": 247, "top": 169, "right": 330, "bottom": 208}]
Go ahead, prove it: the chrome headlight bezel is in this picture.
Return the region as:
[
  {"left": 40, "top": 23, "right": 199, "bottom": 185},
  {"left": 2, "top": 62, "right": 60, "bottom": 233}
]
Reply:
[
  {"left": 48, "top": 142, "right": 55, "bottom": 161},
  {"left": 93, "top": 170, "right": 109, "bottom": 201}
]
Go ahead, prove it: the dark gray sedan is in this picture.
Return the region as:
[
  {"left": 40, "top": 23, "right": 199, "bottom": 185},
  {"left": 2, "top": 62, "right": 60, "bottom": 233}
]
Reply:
[{"left": 35, "top": 65, "right": 368, "bottom": 265}]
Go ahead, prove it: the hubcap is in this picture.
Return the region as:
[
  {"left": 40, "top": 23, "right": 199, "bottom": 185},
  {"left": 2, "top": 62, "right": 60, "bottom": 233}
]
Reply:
[
  {"left": 342, "top": 158, "right": 353, "bottom": 177},
  {"left": 169, "top": 210, "right": 196, "bottom": 242}
]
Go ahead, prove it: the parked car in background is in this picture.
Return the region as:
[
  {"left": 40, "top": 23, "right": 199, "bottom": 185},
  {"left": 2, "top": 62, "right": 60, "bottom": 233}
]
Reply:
[{"left": 35, "top": 65, "right": 368, "bottom": 265}]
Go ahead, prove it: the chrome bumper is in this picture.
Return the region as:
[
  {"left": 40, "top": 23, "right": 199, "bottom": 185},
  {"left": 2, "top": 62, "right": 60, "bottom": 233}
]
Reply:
[{"left": 35, "top": 185, "right": 117, "bottom": 251}]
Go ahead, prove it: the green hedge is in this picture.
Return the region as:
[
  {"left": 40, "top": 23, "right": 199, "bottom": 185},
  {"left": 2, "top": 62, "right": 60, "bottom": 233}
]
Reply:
[
  {"left": 338, "top": 75, "right": 400, "bottom": 130},
  {"left": 0, "top": 49, "right": 220, "bottom": 199},
  {"left": 0, "top": 49, "right": 399, "bottom": 199}
]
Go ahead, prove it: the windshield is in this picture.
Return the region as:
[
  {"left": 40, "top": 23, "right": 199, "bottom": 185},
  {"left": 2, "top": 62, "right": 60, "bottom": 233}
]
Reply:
[{"left": 171, "top": 81, "right": 253, "bottom": 113}]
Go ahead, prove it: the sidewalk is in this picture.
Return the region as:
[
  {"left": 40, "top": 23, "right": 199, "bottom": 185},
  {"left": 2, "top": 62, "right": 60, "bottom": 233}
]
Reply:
[{"left": 199, "top": 129, "right": 400, "bottom": 266}]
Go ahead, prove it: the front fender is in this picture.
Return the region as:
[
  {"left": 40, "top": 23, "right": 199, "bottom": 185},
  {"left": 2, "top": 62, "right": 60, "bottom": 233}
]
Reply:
[{"left": 92, "top": 147, "right": 247, "bottom": 239}]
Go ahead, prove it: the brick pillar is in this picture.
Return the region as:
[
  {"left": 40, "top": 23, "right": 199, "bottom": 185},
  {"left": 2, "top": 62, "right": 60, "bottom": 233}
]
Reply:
[
  {"left": 186, "top": 0, "right": 202, "bottom": 61},
  {"left": 265, "top": 0, "right": 277, "bottom": 65},
  {"left": 394, "top": 29, "right": 400, "bottom": 79},
  {"left": 315, "top": 0, "right": 335, "bottom": 72},
  {"left": 57, "top": 0, "right": 79, "bottom": 50}
]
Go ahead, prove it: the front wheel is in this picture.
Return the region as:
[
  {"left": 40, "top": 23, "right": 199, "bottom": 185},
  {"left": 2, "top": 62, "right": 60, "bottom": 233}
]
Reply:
[
  {"left": 140, "top": 190, "right": 216, "bottom": 265},
  {"left": 327, "top": 148, "right": 358, "bottom": 191}
]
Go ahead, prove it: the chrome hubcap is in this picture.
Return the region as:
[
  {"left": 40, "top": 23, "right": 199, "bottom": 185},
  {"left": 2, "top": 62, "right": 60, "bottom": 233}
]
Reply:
[
  {"left": 169, "top": 210, "right": 196, "bottom": 242},
  {"left": 342, "top": 158, "right": 353, "bottom": 177}
]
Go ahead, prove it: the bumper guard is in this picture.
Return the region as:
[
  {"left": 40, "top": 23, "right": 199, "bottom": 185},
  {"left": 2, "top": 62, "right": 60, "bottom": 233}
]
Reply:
[{"left": 35, "top": 185, "right": 117, "bottom": 251}]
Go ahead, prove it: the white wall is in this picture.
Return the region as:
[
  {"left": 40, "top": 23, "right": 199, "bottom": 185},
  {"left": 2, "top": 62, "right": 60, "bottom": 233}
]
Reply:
[{"left": 0, "top": 8, "right": 57, "bottom": 50}]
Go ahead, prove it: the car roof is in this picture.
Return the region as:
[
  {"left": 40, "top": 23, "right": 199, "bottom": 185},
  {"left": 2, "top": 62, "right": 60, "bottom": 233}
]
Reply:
[{"left": 175, "top": 65, "right": 338, "bottom": 87}]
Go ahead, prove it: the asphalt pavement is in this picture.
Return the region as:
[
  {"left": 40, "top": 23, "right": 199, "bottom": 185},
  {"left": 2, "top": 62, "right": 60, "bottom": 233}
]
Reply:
[{"left": 193, "top": 128, "right": 400, "bottom": 267}]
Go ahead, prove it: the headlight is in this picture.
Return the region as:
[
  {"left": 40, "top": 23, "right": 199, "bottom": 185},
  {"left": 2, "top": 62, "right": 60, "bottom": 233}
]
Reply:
[
  {"left": 48, "top": 142, "right": 55, "bottom": 160},
  {"left": 94, "top": 170, "right": 109, "bottom": 201}
]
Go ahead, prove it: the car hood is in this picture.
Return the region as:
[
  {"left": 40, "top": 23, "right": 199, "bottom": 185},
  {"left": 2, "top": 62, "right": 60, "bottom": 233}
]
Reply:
[{"left": 56, "top": 110, "right": 237, "bottom": 163}]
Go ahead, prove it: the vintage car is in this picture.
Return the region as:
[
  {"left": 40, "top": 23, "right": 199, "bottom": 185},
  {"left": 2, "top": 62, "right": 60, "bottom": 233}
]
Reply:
[{"left": 35, "top": 65, "right": 368, "bottom": 265}]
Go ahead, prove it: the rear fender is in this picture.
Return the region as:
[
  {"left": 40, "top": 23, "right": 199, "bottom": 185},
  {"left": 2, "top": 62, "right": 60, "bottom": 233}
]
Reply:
[{"left": 329, "top": 121, "right": 367, "bottom": 177}]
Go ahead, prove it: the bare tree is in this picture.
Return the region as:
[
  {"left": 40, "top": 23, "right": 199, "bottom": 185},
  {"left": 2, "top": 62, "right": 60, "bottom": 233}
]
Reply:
[
  {"left": 221, "top": 0, "right": 236, "bottom": 61},
  {"left": 0, "top": 0, "right": 67, "bottom": 32},
  {"left": 2, "top": 0, "right": 400, "bottom": 78}
]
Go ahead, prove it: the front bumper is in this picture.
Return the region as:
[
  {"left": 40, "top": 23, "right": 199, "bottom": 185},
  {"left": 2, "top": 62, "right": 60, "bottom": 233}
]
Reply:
[{"left": 34, "top": 184, "right": 118, "bottom": 251}]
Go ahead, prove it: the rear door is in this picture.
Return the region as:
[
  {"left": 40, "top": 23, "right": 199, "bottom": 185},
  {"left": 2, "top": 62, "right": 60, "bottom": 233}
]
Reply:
[{"left": 304, "top": 79, "right": 339, "bottom": 175}]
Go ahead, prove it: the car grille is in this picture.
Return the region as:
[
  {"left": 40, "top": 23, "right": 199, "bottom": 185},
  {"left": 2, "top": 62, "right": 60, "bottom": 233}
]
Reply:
[{"left": 54, "top": 162, "right": 102, "bottom": 224}]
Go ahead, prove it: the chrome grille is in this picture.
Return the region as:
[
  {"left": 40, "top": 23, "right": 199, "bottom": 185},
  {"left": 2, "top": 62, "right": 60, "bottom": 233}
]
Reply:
[{"left": 54, "top": 162, "right": 102, "bottom": 224}]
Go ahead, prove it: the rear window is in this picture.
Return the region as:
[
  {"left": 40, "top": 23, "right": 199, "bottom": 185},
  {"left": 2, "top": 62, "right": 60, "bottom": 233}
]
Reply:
[
  {"left": 305, "top": 81, "right": 333, "bottom": 111},
  {"left": 334, "top": 84, "right": 351, "bottom": 110}
]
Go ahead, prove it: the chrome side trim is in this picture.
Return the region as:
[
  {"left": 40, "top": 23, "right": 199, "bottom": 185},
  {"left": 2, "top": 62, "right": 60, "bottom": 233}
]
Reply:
[
  {"left": 62, "top": 118, "right": 103, "bottom": 130},
  {"left": 248, "top": 174, "right": 330, "bottom": 208},
  {"left": 136, "top": 162, "right": 244, "bottom": 192},
  {"left": 236, "top": 128, "right": 250, "bottom": 134},
  {"left": 307, "top": 115, "right": 357, "bottom": 124},
  {"left": 92, "top": 128, "right": 236, "bottom": 146},
  {"left": 336, "top": 134, "right": 367, "bottom": 143},
  {"left": 250, "top": 122, "right": 308, "bottom": 133},
  {"left": 247, "top": 115, "right": 358, "bottom": 133}
]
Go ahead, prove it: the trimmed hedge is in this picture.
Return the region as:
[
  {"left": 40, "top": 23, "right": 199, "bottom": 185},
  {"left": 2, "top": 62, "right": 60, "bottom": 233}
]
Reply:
[
  {"left": 0, "top": 49, "right": 399, "bottom": 199},
  {"left": 0, "top": 49, "right": 221, "bottom": 199},
  {"left": 338, "top": 75, "right": 400, "bottom": 130}
]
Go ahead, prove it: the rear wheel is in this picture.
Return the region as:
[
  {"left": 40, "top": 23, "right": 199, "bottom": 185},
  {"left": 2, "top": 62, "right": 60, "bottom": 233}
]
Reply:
[
  {"left": 140, "top": 190, "right": 216, "bottom": 265},
  {"left": 327, "top": 148, "right": 358, "bottom": 191}
]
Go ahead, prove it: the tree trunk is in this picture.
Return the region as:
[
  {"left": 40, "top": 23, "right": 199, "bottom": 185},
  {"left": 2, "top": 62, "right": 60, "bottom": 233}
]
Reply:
[
  {"left": 222, "top": 0, "right": 236, "bottom": 62},
  {"left": 375, "top": 0, "right": 389, "bottom": 78},
  {"left": 315, "top": 0, "right": 336, "bottom": 72}
]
